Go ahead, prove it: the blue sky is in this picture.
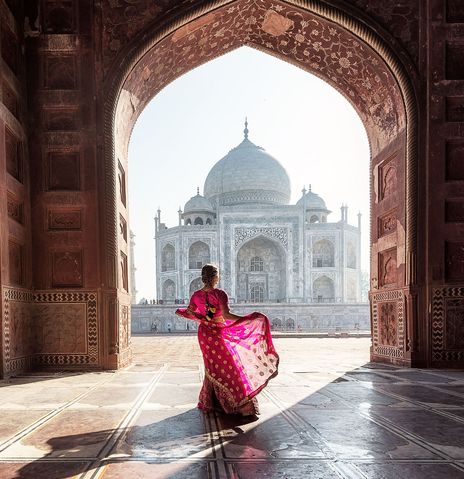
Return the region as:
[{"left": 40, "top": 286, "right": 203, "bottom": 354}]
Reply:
[{"left": 128, "top": 46, "right": 370, "bottom": 301}]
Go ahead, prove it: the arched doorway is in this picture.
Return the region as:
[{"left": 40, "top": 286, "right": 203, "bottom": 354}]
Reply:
[
  {"left": 105, "top": 0, "right": 417, "bottom": 368},
  {"left": 236, "top": 236, "right": 286, "bottom": 302}
]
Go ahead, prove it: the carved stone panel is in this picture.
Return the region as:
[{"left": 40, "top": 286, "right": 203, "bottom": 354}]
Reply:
[
  {"left": 261, "top": 9, "right": 294, "bottom": 36},
  {"left": 445, "top": 242, "right": 464, "bottom": 282},
  {"left": 378, "top": 210, "right": 397, "bottom": 237},
  {"left": 45, "top": 109, "right": 78, "bottom": 131},
  {"left": 445, "top": 200, "right": 464, "bottom": 223},
  {"left": 120, "top": 251, "right": 128, "bottom": 292},
  {"left": 33, "top": 291, "right": 98, "bottom": 367},
  {"left": 8, "top": 240, "right": 23, "bottom": 286},
  {"left": 48, "top": 152, "right": 80, "bottom": 190},
  {"left": 378, "top": 301, "right": 398, "bottom": 346},
  {"left": 43, "top": 0, "right": 76, "bottom": 34},
  {"left": 34, "top": 303, "right": 86, "bottom": 354},
  {"left": 117, "top": 161, "right": 127, "bottom": 207},
  {"left": 446, "top": 141, "right": 464, "bottom": 181},
  {"left": 446, "top": 42, "right": 464, "bottom": 80},
  {"left": 51, "top": 250, "right": 83, "bottom": 287},
  {"left": 48, "top": 209, "right": 82, "bottom": 230},
  {"left": 447, "top": 0, "right": 464, "bottom": 22},
  {"left": 44, "top": 56, "right": 77, "bottom": 89},
  {"left": 119, "top": 214, "right": 127, "bottom": 242},
  {"left": 379, "top": 158, "right": 397, "bottom": 201},
  {"left": 7, "top": 194, "right": 24, "bottom": 224},
  {"left": 445, "top": 299, "right": 464, "bottom": 350},
  {"left": 379, "top": 248, "right": 397, "bottom": 287},
  {"left": 446, "top": 97, "right": 464, "bottom": 122},
  {"left": 5, "top": 128, "right": 22, "bottom": 182},
  {"left": 371, "top": 289, "right": 405, "bottom": 361},
  {"left": 120, "top": 304, "right": 130, "bottom": 351},
  {"left": 432, "top": 288, "right": 464, "bottom": 364}
]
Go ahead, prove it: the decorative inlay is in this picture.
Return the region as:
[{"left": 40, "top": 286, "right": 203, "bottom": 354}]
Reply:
[
  {"left": 432, "top": 287, "right": 464, "bottom": 363},
  {"left": 378, "top": 210, "right": 397, "bottom": 237},
  {"left": 51, "top": 250, "right": 83, "bottom": 287},
  {"left": 445, "top": 242, "right": 464, "bottom": 282},
  {"left": 33, "top": 291, "right": 99, "bottom": 366},
  {"left": 119, "top": 214, "right": 127, "bottom": 242},
  {"left": 48, "top": 209, "right": 82, "bottom": 230},
  {"left": 371, "top": 289, "right": 404, "bottom": 359},
  {"left": 45, "top": 109, "right": 78, "bottom": 131},
  {"left": 234, "top": 227, "right": 288, "bottom": 248},
  {"left": 120, "top": 251, "right": 128, "bottom": 292},
  {"left": 261, "top": 9, "right": 294, "bottom": 36},
  {"left": 118, "top": 161, "right": 127, "bottom": 207}
]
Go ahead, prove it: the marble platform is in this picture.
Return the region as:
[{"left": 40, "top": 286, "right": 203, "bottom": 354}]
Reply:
[{"left": 1, "top": 337, "right": 464, "bottom": 478}]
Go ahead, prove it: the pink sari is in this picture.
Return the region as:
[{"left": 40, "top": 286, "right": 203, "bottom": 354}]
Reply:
[{"left": 176, "top": 288, "right": 279, "bottom": 415}]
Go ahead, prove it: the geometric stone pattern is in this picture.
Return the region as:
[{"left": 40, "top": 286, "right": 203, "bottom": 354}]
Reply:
[
  {"left": 371, "top": 289, "right": 405, "bottom": 362},
  {"left": 32, "top": 292, "right": 98, "bottom": 368},
  {"left": 1, "top": 337, "right": 464, "bottom": 478},
  {"left": 432, "top": 287, "right": 464, "bottom": 365}
]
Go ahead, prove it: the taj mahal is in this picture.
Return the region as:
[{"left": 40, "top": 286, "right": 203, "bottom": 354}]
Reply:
[{"left": 131, "top": 122, "right": 370, "bottom": 333}]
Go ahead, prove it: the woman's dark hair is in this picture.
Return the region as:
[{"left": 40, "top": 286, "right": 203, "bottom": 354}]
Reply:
[{"left": 201, "top": 264, "right": 218, "bottom": 287}]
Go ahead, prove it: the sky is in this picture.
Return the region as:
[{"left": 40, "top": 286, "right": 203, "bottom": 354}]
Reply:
[{"left": 128, "top": 46, "right": 370, "bottom": 301}]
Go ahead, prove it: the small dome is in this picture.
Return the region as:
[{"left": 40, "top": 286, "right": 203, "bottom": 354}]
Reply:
[
  {"left": 184, "top": 190, "right": 214, "bottom": 214},
  {"left": 297, "top": 189, "right": 328, "bottom": 210},
  {"left": 204, "top": 121, "right": 291, "bottom": 207}
]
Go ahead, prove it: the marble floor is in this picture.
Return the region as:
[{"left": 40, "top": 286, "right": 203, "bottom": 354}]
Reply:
[{"left": 1, "top": 336, "right": 464, "bottom": 478}]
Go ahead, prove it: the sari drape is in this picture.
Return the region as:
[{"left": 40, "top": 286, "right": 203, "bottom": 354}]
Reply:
[{"left": 176, "top": 288, "right": 279, "bottom": 414}]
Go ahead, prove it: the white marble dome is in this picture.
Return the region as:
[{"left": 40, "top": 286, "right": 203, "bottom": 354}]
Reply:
[
  {"left": 204, "top": 126, "right": 291, "bottom": 207},
  {"left": 184, "top": 191, "right": 214, "bottom": 213}
]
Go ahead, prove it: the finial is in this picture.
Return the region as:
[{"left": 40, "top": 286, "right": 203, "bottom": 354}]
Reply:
[
  {"left": 244, "top": 117, "right": 249, "bottom": 139},
  {"left": 301, "top": 186, "right": 307, "bottom": 196},
  {"left": 197, "top": 186, "right": 200, "bottom": 195},
  {"left": 308, "top": 184, "right": 311, "bottom": 192}
]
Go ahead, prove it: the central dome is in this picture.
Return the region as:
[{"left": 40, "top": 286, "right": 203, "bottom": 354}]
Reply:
[{"left": 204, "top": 122, "right": 291, "bottom": 207}]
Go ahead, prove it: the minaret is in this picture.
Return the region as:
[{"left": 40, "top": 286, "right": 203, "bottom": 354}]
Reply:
[
  {"left": 244, "top": 117, "right": 249, "bottom": 139},
  {"left": 178, "top": 207, "right": 182, "bottom": 226},
  {"left": 129, "top": 230, "right": 138, "bottom": 304}
]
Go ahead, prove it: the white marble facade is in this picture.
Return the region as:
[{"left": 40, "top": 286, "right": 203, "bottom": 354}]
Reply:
[{"left": 153, "top": 124, "right": 365, "bottom": 308}]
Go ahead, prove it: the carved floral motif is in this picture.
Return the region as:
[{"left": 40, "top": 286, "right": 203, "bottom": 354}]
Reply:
[{"left": 234, "top": 227, "right": 288, "bottom": 248}]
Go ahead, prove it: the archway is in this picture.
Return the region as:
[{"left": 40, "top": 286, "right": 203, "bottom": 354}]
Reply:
[
  {"left": 236, "top": 236, "right": 286, "bottom": 302},
  {"left": 189, "top": 277, "right": 203, "bottom": 296},
  {"left": 313, "top": 276, "right": 335, "bottom": 303},
  {"left": 104, "top": 0, "right": 417, "bottom": 368},
  {"left": 188, "top": 241, "right": 210, "bottom": 270}
]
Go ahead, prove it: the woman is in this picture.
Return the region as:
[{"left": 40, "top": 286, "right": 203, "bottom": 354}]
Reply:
[{"left": 176, "top": 264, "right": 279, "bottom": 416}]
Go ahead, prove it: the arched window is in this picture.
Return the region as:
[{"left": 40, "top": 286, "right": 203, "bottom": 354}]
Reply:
[
  {"left": 250, "top": 256, "right": 264, "bottom": 272},
  {"left": 309, "top": 215, "right": 319, "bottom": 223},
  {"left": 272, "top": 318, "right": 282, "bottom": 330},
  {"left": 250, "top": 284, "right": 264, "bottom": 303},
  {"left": 185, "top": 218, "right": 192, "bottom": 225},
  {"left": 194, "top": 217, "right": 203, "bottom": 225},
  {"left": 205, "top": 218, "right": 212, "bottom": 225},
  {"left": 161, "top": 244, "right": 175, "bottom": 271},
  {"left": 162, "top": 279, "right": 176, "bottom": 301},
  {"left": 188, "top": 241, "right": 210, "bottom": 269},
  {"left": 312, "top": 239, "right": 335, "bottom": 267},
  {"left": 189, "top": 277, "right": 203, "bottom": 295},
  {"left": 313, "top": 276, "right": 335, "bottom": 302}
]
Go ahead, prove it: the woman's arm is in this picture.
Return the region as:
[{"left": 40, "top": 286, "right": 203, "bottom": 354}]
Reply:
[{"left": 220, "top": 291, "right": 242, "bottom": 320}]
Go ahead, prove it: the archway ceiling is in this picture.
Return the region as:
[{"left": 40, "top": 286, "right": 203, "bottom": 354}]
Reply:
[{"left": 117, "top": 0, "right": 406, "bottom": 157}]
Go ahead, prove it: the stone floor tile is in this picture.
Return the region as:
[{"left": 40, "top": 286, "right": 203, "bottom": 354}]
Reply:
[
  {"left": 353, "top": 462, "right": 464, "bottom": 478},
  {"left": 229, "top": 460, "right": 340, "bottom": 478}
]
